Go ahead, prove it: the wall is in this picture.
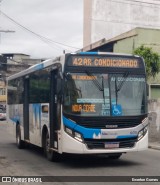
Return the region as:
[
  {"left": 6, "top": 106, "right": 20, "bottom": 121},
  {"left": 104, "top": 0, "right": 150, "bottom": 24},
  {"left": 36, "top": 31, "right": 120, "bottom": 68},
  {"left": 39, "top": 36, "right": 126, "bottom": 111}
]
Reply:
[
  {"left": 114, "top": 28, "right": 160, "bottom": 54},
  {"left": 148, "top": 100, "right": 160, "bottom": 143},
  {"left": 83, "top": 0, "right": 92, "bottom": 47},
  {"left": 13, "top": 54, "right": 30, "bottom": 63},
  {"left": 84, "top": 0, "right": 160, "bottom": 47}
]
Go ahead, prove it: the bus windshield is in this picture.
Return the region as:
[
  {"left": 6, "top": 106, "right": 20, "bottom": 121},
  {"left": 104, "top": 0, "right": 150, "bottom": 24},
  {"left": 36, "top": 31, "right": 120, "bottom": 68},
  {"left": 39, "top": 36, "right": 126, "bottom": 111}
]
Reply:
[{"left": 63, "top": 72, "right": 147, "bottom": 117}]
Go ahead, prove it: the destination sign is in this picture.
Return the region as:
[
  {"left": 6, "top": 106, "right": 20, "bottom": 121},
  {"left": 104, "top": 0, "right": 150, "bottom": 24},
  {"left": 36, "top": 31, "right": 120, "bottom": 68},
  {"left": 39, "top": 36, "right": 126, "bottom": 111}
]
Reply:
[
  {"left": 72, "top": 104, "right": 96, "bottom": 113},
  {"left": 71, "top": 74, "right": 97, "bottom": 80},
  {"left": 67, "top": 56, "right": 141, "bottom": 68}
]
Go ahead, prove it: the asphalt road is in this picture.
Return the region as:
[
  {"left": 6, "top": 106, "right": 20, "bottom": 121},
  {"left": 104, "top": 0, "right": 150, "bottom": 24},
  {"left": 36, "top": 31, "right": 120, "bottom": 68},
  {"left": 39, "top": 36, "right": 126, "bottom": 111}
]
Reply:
[{"left": 0, "top": 121, "right": 160, "bottom": 185}]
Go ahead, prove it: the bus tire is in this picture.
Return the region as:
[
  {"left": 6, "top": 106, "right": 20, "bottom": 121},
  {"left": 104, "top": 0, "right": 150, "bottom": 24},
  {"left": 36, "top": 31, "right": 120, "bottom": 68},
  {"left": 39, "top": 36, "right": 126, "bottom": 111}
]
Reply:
[
  {"left": 108, "top": 153, "right": 122, "bottom": 159},
  {"left": 44, "top": 132, "right": 61, "bottom": 162},
  {"left": 16, "top": 125, "right": 25, "bottom": 149}
]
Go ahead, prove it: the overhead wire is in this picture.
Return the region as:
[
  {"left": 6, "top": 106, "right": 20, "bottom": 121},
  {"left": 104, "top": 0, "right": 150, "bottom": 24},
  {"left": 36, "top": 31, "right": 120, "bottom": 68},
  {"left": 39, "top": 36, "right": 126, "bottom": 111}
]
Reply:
[
  {"left": 0, "top": 11, "right": 64, "bottom": 52},
  {"left": 0, "top": 10, "right": 80, "bottom": 52}
]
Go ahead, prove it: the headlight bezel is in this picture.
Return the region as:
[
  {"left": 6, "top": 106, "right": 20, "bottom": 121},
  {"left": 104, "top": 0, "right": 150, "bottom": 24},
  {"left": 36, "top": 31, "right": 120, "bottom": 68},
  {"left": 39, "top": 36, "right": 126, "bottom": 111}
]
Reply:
[
  {"left": 138, "top": 126, "right": 148, "bottom": 141},
  {"left": 64, "top": 126, "right": 83, "bottom": 142}
]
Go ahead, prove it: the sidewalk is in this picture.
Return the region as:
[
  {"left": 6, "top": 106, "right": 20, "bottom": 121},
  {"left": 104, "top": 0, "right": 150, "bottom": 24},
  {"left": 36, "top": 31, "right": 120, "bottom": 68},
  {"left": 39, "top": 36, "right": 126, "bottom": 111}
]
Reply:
[{"left": 149, "top": 142, "right": 160, "bottom": 150}]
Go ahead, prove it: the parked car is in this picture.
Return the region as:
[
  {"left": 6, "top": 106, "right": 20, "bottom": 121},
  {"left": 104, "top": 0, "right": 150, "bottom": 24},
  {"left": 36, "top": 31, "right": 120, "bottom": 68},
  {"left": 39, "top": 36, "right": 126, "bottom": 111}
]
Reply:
[{"left": 0, "top": 109, "right": 6, "bottom": 120}]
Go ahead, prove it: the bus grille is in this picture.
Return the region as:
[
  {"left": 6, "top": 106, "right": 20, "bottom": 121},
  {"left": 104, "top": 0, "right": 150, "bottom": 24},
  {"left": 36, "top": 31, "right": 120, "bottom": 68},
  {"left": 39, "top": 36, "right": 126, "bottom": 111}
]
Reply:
[
  {"left": 64, "top": 114, "right": 146, "bottom": 129},
  {"left": 84, "top": 138, "right": 137, "bottom": 149},
  {"left": 77, "top": 119, "right": 140, "bottom": 129}
]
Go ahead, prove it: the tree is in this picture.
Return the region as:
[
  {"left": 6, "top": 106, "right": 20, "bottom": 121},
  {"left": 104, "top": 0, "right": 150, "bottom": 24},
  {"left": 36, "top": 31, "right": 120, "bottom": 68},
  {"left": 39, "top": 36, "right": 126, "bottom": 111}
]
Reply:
[{"left": 133, "top": 45, "right": 160, "bottom": 79}]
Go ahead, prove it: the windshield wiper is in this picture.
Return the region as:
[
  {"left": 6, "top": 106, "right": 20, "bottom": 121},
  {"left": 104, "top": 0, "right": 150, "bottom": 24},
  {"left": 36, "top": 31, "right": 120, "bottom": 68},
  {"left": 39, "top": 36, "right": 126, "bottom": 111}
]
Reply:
[
  {"left": 116, "top": 71, "right": 130, "bottom": 92},
  {"left": 64, "top": 72, "right": 82, "bottom": 97},
  {"left": 85, "top": 70, "right": 103, "bottom": 91},
  {"left": 86, "top": 71, "right": 109, "bottom": 106}
]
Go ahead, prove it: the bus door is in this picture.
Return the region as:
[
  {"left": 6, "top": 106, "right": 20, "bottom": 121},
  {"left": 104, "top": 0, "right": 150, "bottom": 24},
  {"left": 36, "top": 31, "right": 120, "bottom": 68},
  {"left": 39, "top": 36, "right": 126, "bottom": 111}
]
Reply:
[
  {"left": 23, "top": 77, "right": 29, "bottom": 141},
  {"left": 49, "top": 69, "right": 59, "bottom": 149}
]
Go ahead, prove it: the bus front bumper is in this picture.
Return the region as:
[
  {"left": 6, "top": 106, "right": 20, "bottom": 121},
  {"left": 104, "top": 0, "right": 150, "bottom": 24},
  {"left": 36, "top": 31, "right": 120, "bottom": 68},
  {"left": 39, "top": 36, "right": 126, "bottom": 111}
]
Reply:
[{"left": 61, "top": 131, "right": 148, "bottom": 154}]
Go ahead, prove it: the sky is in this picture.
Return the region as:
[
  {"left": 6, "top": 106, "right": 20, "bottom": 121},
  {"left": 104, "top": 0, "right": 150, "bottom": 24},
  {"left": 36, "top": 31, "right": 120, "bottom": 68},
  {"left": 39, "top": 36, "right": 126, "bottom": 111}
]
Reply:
[{"left": 0, "top": 0, "right": 83, "bottom": 58}]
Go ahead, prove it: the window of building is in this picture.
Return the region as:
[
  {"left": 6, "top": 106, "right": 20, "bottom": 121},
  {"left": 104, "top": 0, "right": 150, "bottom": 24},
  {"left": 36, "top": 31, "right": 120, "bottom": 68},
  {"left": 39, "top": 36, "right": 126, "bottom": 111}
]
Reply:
[
  {"left": 150, "top": 84, "right": 160, "bottom": 99},
  {"left": 0, "top": 88, "right": 6, "bottom": 95}
]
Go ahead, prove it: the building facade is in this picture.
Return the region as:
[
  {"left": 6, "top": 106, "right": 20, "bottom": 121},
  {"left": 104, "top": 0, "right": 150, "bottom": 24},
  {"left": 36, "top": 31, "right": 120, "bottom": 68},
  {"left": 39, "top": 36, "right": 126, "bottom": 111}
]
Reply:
[
  {"left": 84, "top": 0, "right": 160, "bottom": 47},
  {"left": 0, "top": 53, "right": 43, "bottom": 105}
]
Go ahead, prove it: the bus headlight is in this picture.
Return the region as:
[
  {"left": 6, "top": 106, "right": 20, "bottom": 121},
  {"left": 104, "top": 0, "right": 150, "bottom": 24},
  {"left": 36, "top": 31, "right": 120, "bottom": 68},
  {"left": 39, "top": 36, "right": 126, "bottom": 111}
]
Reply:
[
  {"left": 65, "top": 127, "right": 73, "bottom": 136},
  {"left": 138, "top": 130, "right": 143, "bottom": 140},
  {"left": 64, "top": 126, "right": 83, "bottom": 142},
  {"left": 74, "top": 132, "right": 83, "bottom": 142},
  {"left": 138, "top": 126, "right": 148, "bottom": 141}
]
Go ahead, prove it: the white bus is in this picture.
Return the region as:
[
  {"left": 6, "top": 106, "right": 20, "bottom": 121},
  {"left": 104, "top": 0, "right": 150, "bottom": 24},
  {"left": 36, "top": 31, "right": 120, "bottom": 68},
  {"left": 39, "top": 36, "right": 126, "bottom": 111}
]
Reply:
[{"left": 7, "top": 52, "right": 148, "bottom": 161}]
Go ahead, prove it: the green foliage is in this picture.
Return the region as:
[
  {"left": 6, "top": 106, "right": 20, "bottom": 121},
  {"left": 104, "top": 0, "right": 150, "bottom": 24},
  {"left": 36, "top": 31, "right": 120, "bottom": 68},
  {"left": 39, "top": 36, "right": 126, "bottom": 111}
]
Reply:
[{"left": 133, "top": 45, "right": 160, "bottom": 79}]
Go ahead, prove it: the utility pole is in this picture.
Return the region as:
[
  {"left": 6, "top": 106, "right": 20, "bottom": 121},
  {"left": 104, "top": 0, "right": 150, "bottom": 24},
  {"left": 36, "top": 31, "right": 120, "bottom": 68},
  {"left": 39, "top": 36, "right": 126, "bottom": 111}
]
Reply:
[
  {"left": 0, "top": 30, "right": 15, "bottom": 33},
  {"left": 0, "top": 30, "right": 15, "bottom": 43}
]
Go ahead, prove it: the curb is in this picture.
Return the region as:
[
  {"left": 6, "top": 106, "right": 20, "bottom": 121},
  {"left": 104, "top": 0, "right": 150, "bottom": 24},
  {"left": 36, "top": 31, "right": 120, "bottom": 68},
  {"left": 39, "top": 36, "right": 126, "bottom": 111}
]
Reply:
[{"left": 148, "top": 144, "right": 160, "bottom": 150}]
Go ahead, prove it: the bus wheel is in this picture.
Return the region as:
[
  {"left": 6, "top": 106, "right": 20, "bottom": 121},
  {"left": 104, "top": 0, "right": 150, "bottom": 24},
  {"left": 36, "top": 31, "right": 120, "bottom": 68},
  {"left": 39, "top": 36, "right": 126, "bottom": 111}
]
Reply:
[
  {"left": 108, "top": 153, "right": 122, "bottom": 159},
  {"left": 44, "top": 132, "right": 61, "bottom": 162},
  {"left": 16, "top": 125, "right": 25, "bottom": 149}
]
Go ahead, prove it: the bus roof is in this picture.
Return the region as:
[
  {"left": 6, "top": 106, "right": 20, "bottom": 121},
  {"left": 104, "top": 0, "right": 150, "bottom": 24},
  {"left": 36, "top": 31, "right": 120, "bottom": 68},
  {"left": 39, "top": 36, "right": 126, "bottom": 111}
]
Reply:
[
  {"left": 7, "top": 52, "right": 143, "bottom": 81},
  {"left": 78, "top": 51, "right": 141, "bottom": 58},
  {"left": 7, "top": 57, "right": 61, "bottom": 81}
]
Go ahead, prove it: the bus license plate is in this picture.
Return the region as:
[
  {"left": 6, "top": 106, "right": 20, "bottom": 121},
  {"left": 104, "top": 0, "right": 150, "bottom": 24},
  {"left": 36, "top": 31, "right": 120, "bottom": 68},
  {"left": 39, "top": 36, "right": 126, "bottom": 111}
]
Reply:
[{"left": 105, "top": 142, "right": 119, "bottom": 149}]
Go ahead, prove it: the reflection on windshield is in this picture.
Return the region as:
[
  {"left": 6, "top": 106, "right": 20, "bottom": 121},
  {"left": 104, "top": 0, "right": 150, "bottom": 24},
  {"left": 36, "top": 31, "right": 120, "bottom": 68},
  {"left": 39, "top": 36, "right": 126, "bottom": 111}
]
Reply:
[
  {"left": 110, "top": 74, "right": 146, "bottom": 116},
  {"left": 63, "top": 72, "right": 147, "bottom": 117},
  {"left": 64, "top": 73, "right": 110, "bottom": 116}
]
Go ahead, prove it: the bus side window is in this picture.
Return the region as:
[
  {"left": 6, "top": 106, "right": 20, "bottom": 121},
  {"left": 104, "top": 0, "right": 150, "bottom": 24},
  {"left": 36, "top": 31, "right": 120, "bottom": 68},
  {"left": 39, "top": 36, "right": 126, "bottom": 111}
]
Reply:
[{"left": 42, "top": 105, "right": 48, "bottom": 113}]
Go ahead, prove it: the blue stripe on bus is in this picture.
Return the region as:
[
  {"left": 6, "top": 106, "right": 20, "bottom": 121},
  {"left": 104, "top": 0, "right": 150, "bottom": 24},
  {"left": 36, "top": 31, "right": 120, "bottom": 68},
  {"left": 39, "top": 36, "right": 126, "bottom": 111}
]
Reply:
[
  {"left": 63, "top": 116, "right": 76, "bottom": 129},
  {"left": 63, "top": 116, "right": 138, "bottom": 140},
  {"left": 34, "top": 63, "right": 44, "bottom": 70},
  {"left": 63, "top": 116, "right": 101, "bottom": 139},
  {"left": 79, "top": 52, "right": 98, "bottom": 55},
  {"left": 117, "top": 135, "right": 137, "bottom": 139}
]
